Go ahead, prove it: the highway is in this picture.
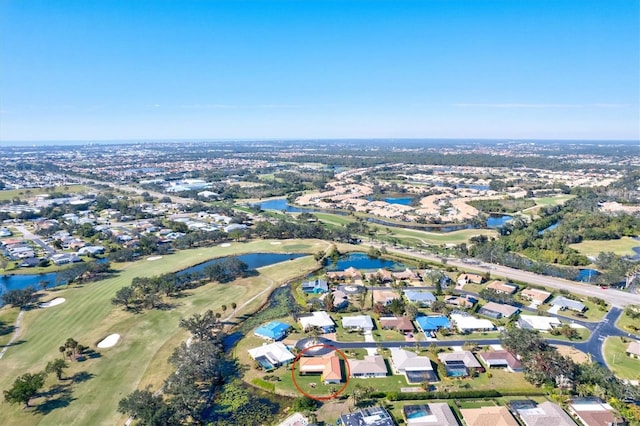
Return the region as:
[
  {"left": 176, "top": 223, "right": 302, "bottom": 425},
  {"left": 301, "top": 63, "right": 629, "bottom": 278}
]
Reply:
[{"left": 371, "top": 244, "right": 640, "bottom": 308}]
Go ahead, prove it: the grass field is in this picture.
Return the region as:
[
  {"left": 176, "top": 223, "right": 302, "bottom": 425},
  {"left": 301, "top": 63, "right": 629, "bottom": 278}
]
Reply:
[
  {"left": 0, "top": 185, "right": 89, "bottom": 202},
  {"left": 616, "top": 311, "right": 639, "bottom": 334},
  {"left": 532, "top": 195, "right": 575, "bottom": 207},
  {"left": 569, "top": 237, "right": 640, "bottom": 257},
  {"left": 603, "top": 337, "right": 640, "bottom": 380},
  {"left": 0, "top": 239, "right": 330, "bottom": 426}
]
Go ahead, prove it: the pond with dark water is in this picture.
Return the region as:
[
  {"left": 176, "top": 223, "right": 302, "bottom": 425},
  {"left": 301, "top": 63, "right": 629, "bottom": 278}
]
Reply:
[
  {"left": 486, "top": 215, "right": 513, "bottom": 228},
  {"left": 325, "top": 252, "right": 407, "bottom": 271}
]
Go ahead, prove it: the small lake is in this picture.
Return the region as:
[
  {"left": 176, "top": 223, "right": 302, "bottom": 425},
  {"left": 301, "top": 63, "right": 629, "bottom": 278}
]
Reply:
[
  {"left": 486, "top": 215, "right": 513, "bottom": 228},
  {"left": 325, "top": 252, "right": 406, "bottom": 271},
  {"left": 538, "top": 222, "right": 560, "bottom": 235},
  {"left": 252, "top": 198, "right": 318, "bottom": 213},
  {"left": 368, "top": 196, "right": 414, "bottom": 206},
  {"left": 0, "top": 253, "right": 307, "bottom": 297},
  {"left": 576, "top": 268, "right": 599, "bottom": 282}
]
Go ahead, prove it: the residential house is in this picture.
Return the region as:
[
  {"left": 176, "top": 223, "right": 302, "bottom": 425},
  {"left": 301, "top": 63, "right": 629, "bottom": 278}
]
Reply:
[
  {"left": 521, "top": 288, "right": 552, "bottom": 305},
  {"left": 349, "top": 355, "right": 388, "bottom": 378},
  {"left": 518, "top": 315, "right": 561, "bottom": 331},
  {"left": 449, "top": 313, "right": 495, "bottom": 333},
  {"left": 510, "top": 400, "right": 576, "bottom": 426},
  {"left": 391, "top": 348, "right": 437, "bottom": 383},
  {"left": 569, "top": 398, "right": 625, "bottom": 426},
  {"left": 437, "top": 351, "right": 482, "bottom": 377},
  {"left": 254, "top": 321, "right": 291, "bottom": 341},
  {"left": 626, "top": 341, "right": 640, "bottom": 359},
  {"left": 404, "top": 290, "right": 436, "bottom": 307},
  {"left": 301, "top": 279, "right": 329, "bottom": 294},
  {"left": 478, "top": 302, "right": 520, "bottom": 319},
  {"left": 248, "top": 342, "right": 295, "bottom": 369},
  {"left": 327, "top": 266, "right": 362, "bottom": 281},
  {"left": 367, "top": 269, "right": 394, "bottom": 283},
  {"left": 415, "top": 315, "right": 450, "bottom": 337},
  {"left": 277, "top": 413, "right": 309, "bottom": 426},
  {"left": 478, "top": 350, "right": 522, "bottom": 372},
  {"left": 393, "top": 268, "right": 419, "bottom": 281},
  {"left": 77, "top": 245, "right": 105, "bottom": 256},
  {"left": 321, "top": 289, "right": 349, "bottom": 310},
  {"left": 340, "top": 406, "right": 395, "bottom": 426},
  {"left": 457, "top": 273, "right": 484, "bottom": 286},
  {"left": 298, "top": 354, "right": 342, "bottom": 384},
  {"left": 445, "top": 294, "right": 477, "bottom": 309},
  {"left": 460, "top": 406, "right": 519, "bottom": 426},
  {"left": 50, "top": 253, "right": 81, "bottom": 265},
  {"left": 551, "top": 296, "right": 586, "bottom": 312},
  {"left": 298, "top": 311, "right": 335, "bottom": 333},
  {"left": 373, "top": 289, "right": 401, "bottom": 305},
  {"left": 486, "top": 280, "right": 518, "bottom": 295},
  {"left": 379, "top": 316, "right": 414, "bottom": 334},
  {"left": 403, "top": 403, "right": 459, "bottom": 426},
  {"left": 342, "top": 315, "right": 374, "bottom": 332}
]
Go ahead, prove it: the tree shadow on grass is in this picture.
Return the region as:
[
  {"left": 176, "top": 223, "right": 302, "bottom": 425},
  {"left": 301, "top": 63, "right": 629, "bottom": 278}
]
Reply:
[
  {"left": 34, "top": 384, "right": 76, "bottom": 415},
  {"left": 71, "top": 371, "right": 95, "bottom": 383}
]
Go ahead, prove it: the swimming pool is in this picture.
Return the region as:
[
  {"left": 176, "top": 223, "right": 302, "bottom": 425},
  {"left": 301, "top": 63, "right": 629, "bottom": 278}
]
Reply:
[{"left": 256, "top": 356, "right": 275, "bottom": 370}]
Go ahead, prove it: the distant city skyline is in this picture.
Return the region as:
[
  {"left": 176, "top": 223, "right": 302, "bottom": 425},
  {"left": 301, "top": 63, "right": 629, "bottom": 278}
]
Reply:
[{"left": 1, "top": 0, "right": 638, "bottom": 142}]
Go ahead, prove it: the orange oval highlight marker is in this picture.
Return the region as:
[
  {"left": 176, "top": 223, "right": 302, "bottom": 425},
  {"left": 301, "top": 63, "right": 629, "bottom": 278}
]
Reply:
[{"left": 290, "top": 343, "right": 351, "bottom": 401}]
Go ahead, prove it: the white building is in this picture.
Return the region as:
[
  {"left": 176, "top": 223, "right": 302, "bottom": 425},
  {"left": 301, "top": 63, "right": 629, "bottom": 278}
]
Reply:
[
  {"left": 298, "top": 311, "right": 335, "bottom": 333},
  {"left": 342, "top": 315, "right": 374, "bottom": 331},
  {"left": 450, "top": 313, "right": 495, "bottom": 333}
]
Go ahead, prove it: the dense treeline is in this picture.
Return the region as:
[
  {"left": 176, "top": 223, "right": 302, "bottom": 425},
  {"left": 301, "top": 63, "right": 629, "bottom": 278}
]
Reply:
[
  {"left": 118, "top": 309, "right": 279, "bottom": 425},
  {"left": 501, "top": 327, "right": 640, "bottom": 419},
  {"left": 471, "top": 190, "right": 639, "bottom": 283}
]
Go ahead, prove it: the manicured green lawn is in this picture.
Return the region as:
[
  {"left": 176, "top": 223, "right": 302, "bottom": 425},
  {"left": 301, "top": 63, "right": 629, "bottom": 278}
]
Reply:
[
  {"left": 0, "top": 185, "right": 90, "bottom": 202},
  {"left": 569, "top": 237, "right": 640, "bottom": 257},
  {"left": 0, "top": 239, "right": 329, "bottom": 426},
  {"left": 0, "top": 306, "right": 20, "bottom": 347},
  {"left": 533, "top": 195, "right": 575, "bottom": 207},
  {"left": 603, "top": 337, "right": 640, "bottom": 380},
  {"left": 616, "top": 311, "right": 639, "bottom": 333},
  {"left": 541, "top": 327, "right": 590, "bottom": 342}
]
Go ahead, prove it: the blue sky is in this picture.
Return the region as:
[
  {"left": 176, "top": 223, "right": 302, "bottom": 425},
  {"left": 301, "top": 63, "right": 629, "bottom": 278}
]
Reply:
[{"left": 1, "top": 0, "right": 638, "bottom": 142}]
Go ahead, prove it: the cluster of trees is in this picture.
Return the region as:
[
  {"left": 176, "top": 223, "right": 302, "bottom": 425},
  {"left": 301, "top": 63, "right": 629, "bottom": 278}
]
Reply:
[
  {"left": 1, "top": 286, "right": 38, "bottom": 308},
  {"left": 119, "top": 310, "right": 259, "bottom": 425},
  {"left": 501, "top": 328, "right": 640, "bottom": 402},
  {"left": 4, "top": 338, "right": 84, "bottom": 409},
  {"left": 53, "top": 260, "right": 112, "bottom": 286},
  {"left": 479, "top": 288, "right": 516, "bottom": 305},
  {"left": 112, "top": 257, "right": 249, "bottom": 311},
  {"left": 472, "top": 193, "right": 639, "bottom": 282}
]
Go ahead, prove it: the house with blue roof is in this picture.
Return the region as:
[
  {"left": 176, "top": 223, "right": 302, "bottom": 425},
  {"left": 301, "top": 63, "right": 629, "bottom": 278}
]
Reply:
[
  {"left": 403, "top": 290, "right": 436, "bottom": 307},
  {"left": 415, "top": 315, "right": 450, "bottom": 338},
  {"left": 254, "top": 321, "right": 292, "bottom": 341},
  {"left": 301, "top": 279, "right": 329, "bottom": 294}
]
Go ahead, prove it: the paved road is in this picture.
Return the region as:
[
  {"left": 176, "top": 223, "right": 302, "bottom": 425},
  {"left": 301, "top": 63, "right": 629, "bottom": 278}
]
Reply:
[{"left": 368, "top": 244, "right": 640, "bottom": 308}]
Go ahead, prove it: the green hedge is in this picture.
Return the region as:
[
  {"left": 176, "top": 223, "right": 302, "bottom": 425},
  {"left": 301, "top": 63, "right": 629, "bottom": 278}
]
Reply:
[
  {"left": 251, "top": 378, "right": 276, "bottom": 392},
  {"left": 386, "top": 390, "right": 501, "bottom": 401}
]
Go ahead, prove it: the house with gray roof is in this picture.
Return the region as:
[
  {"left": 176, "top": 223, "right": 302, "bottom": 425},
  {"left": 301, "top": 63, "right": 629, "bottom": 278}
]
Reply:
[
  {"left": 551, "top": 296, "right": 586, "bottom": 312},
  {"left": 404, "top": 289, "right": 436, "bottom": 307}
]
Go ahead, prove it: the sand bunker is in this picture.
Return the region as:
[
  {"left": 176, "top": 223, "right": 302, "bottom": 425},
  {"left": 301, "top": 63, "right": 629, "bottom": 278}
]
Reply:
[
  {"left": 40, "top": 298, "right": 66, "bottom": 308},
  {"left": 220, "top": 243, "right": 231, "bottom": 247},
  {"left": 97, "top": 334, "right": 120, "bottom": 348},
  {"left": 270, "top": 241, "right": 282, "bottom": 245},
  {"left": 147, "top": 256, "right": 163, "bottom": 261}
]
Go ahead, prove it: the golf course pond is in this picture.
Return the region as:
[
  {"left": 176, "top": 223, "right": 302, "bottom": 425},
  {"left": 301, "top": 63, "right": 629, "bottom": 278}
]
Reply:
[{"left": 0, "top": 252, "right": 307, "bottom": 297}]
